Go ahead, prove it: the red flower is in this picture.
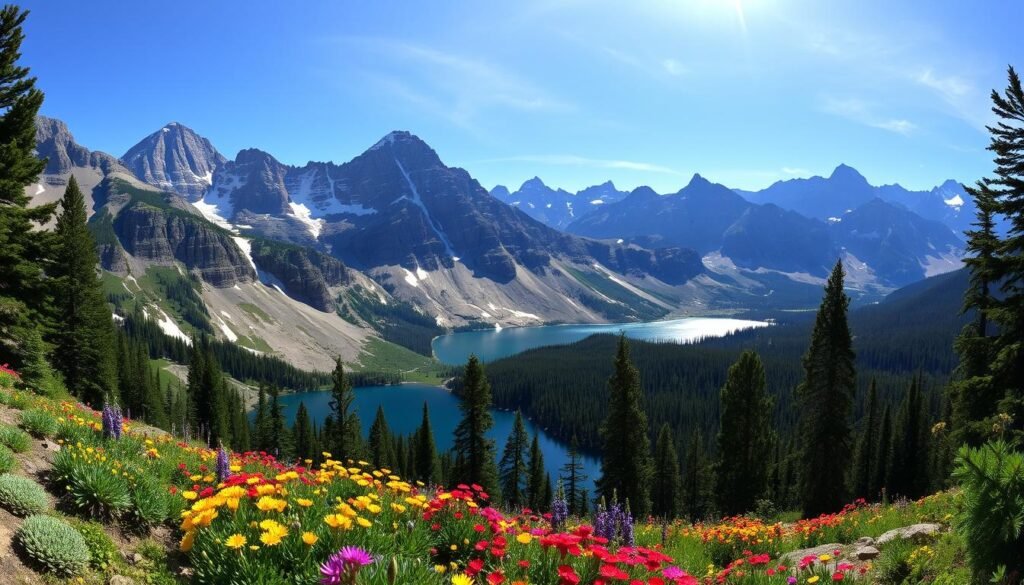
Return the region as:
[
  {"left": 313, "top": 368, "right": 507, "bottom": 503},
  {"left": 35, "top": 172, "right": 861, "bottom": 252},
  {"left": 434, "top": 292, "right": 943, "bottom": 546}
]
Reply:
[{"left": 557, "top": 565, "right": 580, "bottom": 585}]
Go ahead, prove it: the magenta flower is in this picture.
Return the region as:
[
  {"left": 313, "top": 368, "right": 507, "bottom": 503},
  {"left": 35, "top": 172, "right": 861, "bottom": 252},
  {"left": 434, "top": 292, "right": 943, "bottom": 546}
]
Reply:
[{"left": 320, "top": 547, "right": 374, "bottom": 584}]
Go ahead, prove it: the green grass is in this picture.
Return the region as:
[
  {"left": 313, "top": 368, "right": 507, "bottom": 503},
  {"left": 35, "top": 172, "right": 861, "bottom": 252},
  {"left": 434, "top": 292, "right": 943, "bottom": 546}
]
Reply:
[
  {"left": 238, "top": 303, "right": 273, "bottom": 324},
  {"left": 355, "top": 338, "right": 446, "bottom": 384},
  {"left": 236, "top": 334, "right": 274, "bottom": 353}
]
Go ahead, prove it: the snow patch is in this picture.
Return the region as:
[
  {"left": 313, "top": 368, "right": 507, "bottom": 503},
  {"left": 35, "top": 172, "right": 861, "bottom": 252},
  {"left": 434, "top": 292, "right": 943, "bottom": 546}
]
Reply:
[
  {"left": 403, "top": 268, "right": 420, "bottom": 288},
  {"left": 616, "top": 238, "right": 624, "bottom": 244},
  {"left": 944, "top": 194, "right": 965, "bottom": 209},
  {"left": 590, "top": 199, "right": 604, "bottom": 205},
  {"left": 232, "top": 237, "right": 258, "bottom": 272},
  {"left": 155, "top": 308, "right": 192, "bottom": 345},
  {"left": 288, "top": 201, "right": 325, "bottom": 239},
  {"left": 33, "top": 183, "right": 44, "bottom": 195},
  {"left": 193, "top": 198, "right": 235, "bottom": 232},
  {"left": 216, "top": 317, "right": 238, "bottom": 342},
  {"left": 394, "top": 158, "right": 457, "bottom": 258},
  {"left": 112, "top": 314, "right": 124, "bottom": 323},
  {"left": 415, "top": 267, "right": 429, "bottom": 280},
  {"left": 828, "top": 217, "right": 842, "bottom": 223},
  {"left": 545, "top": 203, "right": 552, "bottom": 209}
]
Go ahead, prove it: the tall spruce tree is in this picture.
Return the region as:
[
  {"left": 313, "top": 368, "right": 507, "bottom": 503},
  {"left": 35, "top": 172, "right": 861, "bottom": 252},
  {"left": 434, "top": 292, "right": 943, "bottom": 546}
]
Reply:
[
  {"left": 228, "top": 389, "right": 249, "bottom": 452},
  {"left": 852, "top": 379, "right": 881, "bottom": 500},
  {"left": 681, "top": 429, "right": 713, "bottom": 522},
  {"left": 50, "top": 176, "right": 117, "bottom": 406},
  {"left": 368, "top": 406, "right": 395, "bottom": 469},
  {"left": 560, "top": 433, "right": 588, "bottom": 515},
  {"left": 452, "top": 355, "right": 500, "bottom": 498},
  {"left": 651, "top": 423, "right": 681, "bottom": 519},
  {"left": 888, "top": 376, "right": 930, "bottom": 499},
  {"left": 414, "top": 402, "right": 440, "bottom": 484},
  {"left": 526, "top": 433, "right": 546, "bottom": 511},
  {"left": 266, "top": 385, "right": 294, "bottom": 460},
  {"left": 796, "top": 261, "right": 856, "bottom": 517},
  {"left": 327, "top": 357, "right": 361, "bottom": 461},
  {"left": 715, "top": 350, "right": 774, "bottom": 516},
  {"left": 950, "top": 181, "right": 1002, "bottom": 447},
  {"left": 499, "top": 410, "right": 530, "bottom": 508},
  {"left": 874, "top": 405, "right": 893, "bottom": 499},
  {"left": 0, "top": 6, "right": 54, "bottom": 385},
  {"left": 293, "top": 401, "right": 314, "bottom": 462},
  {"left": 596, "top": 336, "right": 654, "bottom": 516}
]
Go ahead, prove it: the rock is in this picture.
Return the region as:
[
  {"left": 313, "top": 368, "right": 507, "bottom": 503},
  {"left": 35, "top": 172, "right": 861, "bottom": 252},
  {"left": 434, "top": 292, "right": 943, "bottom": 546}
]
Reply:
[
  {"left": 40, "top": 441, "right": 60, "bottom": 452},
  {"left": 121, "top": 122, "right": 226, "bottom": 199},
  {"left": 854, "top": 536, "right": 875, "bottom": 546},
  {"left": 110, "top": 575, "right": 137, "bottom": 585},
  {"left": 854, "top": 545, "right": 880, "bottom": 560},
  {"left": 178, "top": 567, "right": 194, "bottom": 578},
  {"left": 876, "top": 523, "right": 942, "bottom": 545}
]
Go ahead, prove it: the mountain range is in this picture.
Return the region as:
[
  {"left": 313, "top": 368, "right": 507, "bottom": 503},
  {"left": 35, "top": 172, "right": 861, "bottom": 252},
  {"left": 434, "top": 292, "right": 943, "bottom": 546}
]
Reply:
[{"left": 28, "top": 115, "right": 969, "bottom": 369}]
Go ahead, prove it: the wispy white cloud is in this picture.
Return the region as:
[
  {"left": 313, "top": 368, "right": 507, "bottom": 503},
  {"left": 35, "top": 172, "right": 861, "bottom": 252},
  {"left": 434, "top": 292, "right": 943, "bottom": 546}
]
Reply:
[
  {"left": 820, "top": 96, "right": 916, "bottom": 135},
  {"left": 661, "top": 58, "right": 687, "bottom": 76},
  {"left": 324, "top": 37, "right": 572, "bottom": 129},
  {"left": 478, "top": 154, "right": 682, "bottom": 175},
  {"left": 781, "top": 166, "right": 812, "bottom": 176}
]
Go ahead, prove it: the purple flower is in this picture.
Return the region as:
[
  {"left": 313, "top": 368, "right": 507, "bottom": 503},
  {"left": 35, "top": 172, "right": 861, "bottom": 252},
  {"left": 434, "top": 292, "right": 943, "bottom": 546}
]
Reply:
[
  {"left": 102, "top": 403, "right": 122, "bottom": 440},
  {"left": 320, "top": 546, "right": 374, "bottom": 584},
  {"left": 551, "top": 484, "right": 569, "bottom": 531},
  {"left": 663, "top": 567, "right": 685, "bottom": 579},
  {"left": 216, "top": 445, "right": 231, "bottom": 483},
  {"left": 621, "top": 506, "right": 635, "bottom": 547}
]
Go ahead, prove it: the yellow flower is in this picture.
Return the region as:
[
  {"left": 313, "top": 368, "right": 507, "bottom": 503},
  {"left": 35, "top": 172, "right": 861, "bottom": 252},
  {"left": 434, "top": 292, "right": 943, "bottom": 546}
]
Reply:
[
  {"left": 451, "top": 574, "right": 472, "bottom": 585},
  {"left": 356, "top": 517, "right": 372, "bottom": 528},
  {"left": 818, "top": 554, "right": 832, "bottom": 562},
  {"left": 260, "top": 524, "right": 288, "bottom": 546},
  {"left": 179, "top": 530, "right": 196, "bottom": 552},
  {"left": 301, "top": 532, "right": 318, "bottom": 545},
  {"left": 516, "top": 532, "right": 532, "bottom": 544},
  {"left": 434, "top": 565, "right": 447, "bottom": 574},
  {"left": 296, "top": 498, "right": 313, "bottom": 507},
  {"left": 225, "top": 534, "right": 247, "bottom": 549},
  {"left": 807, "top": 577, "right": 820, "bottom": 584},
  {"left": 182, "top": 490, "right": 198, "bottom": 501},
  {"left": 256, "top": 496, "right": 287, "bottom": 513}
]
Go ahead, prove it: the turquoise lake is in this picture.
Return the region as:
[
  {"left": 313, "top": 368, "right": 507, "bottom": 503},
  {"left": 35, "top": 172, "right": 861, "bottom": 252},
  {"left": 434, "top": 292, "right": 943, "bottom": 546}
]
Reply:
[
  {"left": 275, "top": 384, "right": 602, "bottom": 491},
  {"left": 431, "top": 317, "right": 770, "bottom": 365}
]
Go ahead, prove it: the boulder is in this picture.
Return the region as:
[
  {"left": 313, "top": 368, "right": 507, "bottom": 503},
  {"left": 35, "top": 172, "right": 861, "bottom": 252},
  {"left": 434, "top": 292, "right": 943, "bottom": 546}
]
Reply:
[
  {"left": 876, "top": 523, "right": 942, "bottom": 545},
  {"left": 854, "top": 545, "right": 880, "bottom": 560}
]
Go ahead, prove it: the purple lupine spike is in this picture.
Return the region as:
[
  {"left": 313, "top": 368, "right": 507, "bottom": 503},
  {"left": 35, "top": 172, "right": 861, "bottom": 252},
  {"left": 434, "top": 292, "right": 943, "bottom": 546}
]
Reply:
[
  {"left": 102, "top": 403, "right": 123, "bottom": 440},
  {"left": 551, "top": 484, "right": 569, "bottom": 531},
  {"left": 593, "top": 499, "right": 610, "bottom": 541},
  {"left": 621, "top": 505, "right": 635, "bottom": 548},
  {"left": 216, "top": 445, "right": 231, "bottom": 483}
]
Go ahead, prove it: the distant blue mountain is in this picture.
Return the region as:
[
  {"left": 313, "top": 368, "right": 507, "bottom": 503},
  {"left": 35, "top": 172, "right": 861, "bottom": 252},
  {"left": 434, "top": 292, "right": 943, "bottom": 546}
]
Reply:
[{"left": 490, "top": 178, "right": 628, "bottom": 230}]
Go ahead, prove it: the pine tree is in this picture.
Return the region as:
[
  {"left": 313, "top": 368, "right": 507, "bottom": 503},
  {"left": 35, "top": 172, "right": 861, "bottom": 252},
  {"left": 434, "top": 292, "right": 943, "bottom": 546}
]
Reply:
[
  {"left": 252, "top": 387, "right": 269, "bottom": 451},
  {"left": 543, "top": 472, "right": 553, "bottom": 511},
  {"left": 414, "top": 402, "right": 440, "bottom": 484},
  {"left": 50, "top": 176, "right": 117, "bottom": 406},
  {"left": 499, "top": 410, "right": 530, "bottom": 508},
  {"left": 852, "top": 379, "right": 880, "bottom": 500},
  {"left": 950, "top": 180, "right": 1002, "bottom": 447},
  {"left": 874, "top": 405, "right": 893, "bottom": 499},
  {"left": 327, "top": 357, "right": 360, "bottom": 461},
  {"left": 681, "top": 429, "right": 713, "bottom": 522},
  {"left": 266, "top": 385, "right": 294, "bottom": 460},
  {"left": 0, "top": 6, "right": 53, "bottom": 385},
  {"left": 452, "top": 355, "right": 500, "bottom": 498},
  {"left": 888, "top": 376, "right": 929, "bottom": 499},
  {"left": 716, "top": 350, "right": 774, "bottom": 515},
  {"left": 796, "top": 261, "right": 856, "bottom": 517},
  {"left": 368, "top": 405, "right": 395, "bottom": 469},
  {"left": 526, "top": 433, "right": 546, "bottom": 511},
  {"left": 596, "top": 336, "right": 654, "bottom": 516},
  {"left": 560, "top": 433, "right": 588, "bottom": 515},
  {"left": 229, "top": 389, "right": 249, "bottom": 451},
  {"left": 293, "top": 401, "right": 314, "bottom": 462},
  {"left": 651, "top": 423, "right": 681, "bottom": 519}
]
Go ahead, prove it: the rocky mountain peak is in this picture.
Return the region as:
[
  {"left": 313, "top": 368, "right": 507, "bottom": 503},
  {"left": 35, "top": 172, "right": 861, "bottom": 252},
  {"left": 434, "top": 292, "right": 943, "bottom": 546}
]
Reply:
[
  {"left": 364, "top": 130, "right": 442, "bottom": 171},
  {"left": 34, "top": 116, "right": 127, "bottom": 176},
  {"left": 829, "top": 163, "right": 868, "bottom": 185},
  {"left": 121, "top": 122, "right": 226, "bottom": 199}
]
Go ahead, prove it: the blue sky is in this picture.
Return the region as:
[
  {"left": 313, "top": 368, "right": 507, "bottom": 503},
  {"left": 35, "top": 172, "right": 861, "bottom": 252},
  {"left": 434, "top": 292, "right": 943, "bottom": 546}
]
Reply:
[{"left": 21, "top": 0, "right": 1023, "bottom": 193}]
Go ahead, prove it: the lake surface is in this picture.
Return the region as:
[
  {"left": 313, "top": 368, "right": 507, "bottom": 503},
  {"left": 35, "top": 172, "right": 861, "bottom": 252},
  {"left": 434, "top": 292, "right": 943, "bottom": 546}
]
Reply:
[
  {"left": 432, "top": 317, "right": 771, "bottom": 365},
  {"left": 275, "top": 384, "right": 601, "bottom": 492}
]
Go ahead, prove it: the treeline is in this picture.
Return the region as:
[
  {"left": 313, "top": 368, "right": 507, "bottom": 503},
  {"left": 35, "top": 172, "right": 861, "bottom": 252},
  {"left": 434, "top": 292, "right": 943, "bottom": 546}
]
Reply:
[{"left": 339, "top": 288, "right": 443, "bottom": 356}]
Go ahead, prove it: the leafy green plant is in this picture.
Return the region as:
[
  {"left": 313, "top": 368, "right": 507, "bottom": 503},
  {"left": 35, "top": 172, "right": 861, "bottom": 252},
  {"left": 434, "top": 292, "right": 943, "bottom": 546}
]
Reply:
[
  {"left": 875, "top": 538, "right": 914, "bottom": 585},
  {"left": 129, "top": 475, "right": 170, "bottom": 528},
  {"left": 19, "top": 408, "right": 58, "bottom": 438},
  {"left": 0, "top": 444, "right": 15, "bottom": 473},
  {"left": 16, "top": 515, "right": 91, "bottom": 576},
  {"left": 55, "top": 417, "right": 95, "bottom": 446},
  {"left": 68, "top": 518, "right": 119, "bottom": 571},
  {"left": 52, "top": 449, "right": 131, "bottom": 517},
  {"left": 0, "top": 473, "right": 49, "bottom": 516},
  {"left": 953, "top": 441, "right": 1024, "bottom": 584},
  {"left": 0, "top": 424, "right": 31, "bottom": 452}
]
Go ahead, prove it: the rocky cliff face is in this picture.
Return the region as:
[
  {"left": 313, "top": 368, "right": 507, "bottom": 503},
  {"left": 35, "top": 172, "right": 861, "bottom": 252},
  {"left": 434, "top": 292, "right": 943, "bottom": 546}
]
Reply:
[
  {"left": 121, "top": 122, "right": 226, "bottom": 199},
  {"left": 112, "top": 202, "right": 255, "bottom": 287},
  {"left": 35, "top": 116, "right": 129, "bottom": 176},
  {"left": 250, "top": 240, "right": 348, "bottom": 312}
]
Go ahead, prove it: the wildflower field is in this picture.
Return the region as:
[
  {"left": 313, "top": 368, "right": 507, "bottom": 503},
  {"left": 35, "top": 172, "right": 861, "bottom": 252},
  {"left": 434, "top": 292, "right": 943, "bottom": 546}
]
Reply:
[{"left": 0, "top": 370, "right": 969, "bottom": 585}]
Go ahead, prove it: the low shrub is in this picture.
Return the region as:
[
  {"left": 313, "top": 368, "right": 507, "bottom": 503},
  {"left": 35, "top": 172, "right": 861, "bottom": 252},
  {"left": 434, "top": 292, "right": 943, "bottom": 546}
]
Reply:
[
  {"left": 875, "top": 538, "right": 914, "bottom": 585},
  {"left": 52, "top": 449, "right": 131, "bottom": 517},
  {"left": 0, "top": 444, "right": 15, "bottom": 473},
  {"left": 19, "top": 408, "right": 57, "bottom": 438},
  {"left": 16, "top": 514, "right": 91, "bottom": 576},
  {"left": 68, "top": 518, "right": 118, "bottom": 571},
  {"left": 129, "top": 475, "right": 170, "bottom": 528},
  {"left": 0, "top": 424, "right": 31, "bottom": 452},
  {"left": 55, "top": 417, "right": 95, "bottom": 446},
  {"left": 0, "top": 473, "right": 50, "bottom": 516}
]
